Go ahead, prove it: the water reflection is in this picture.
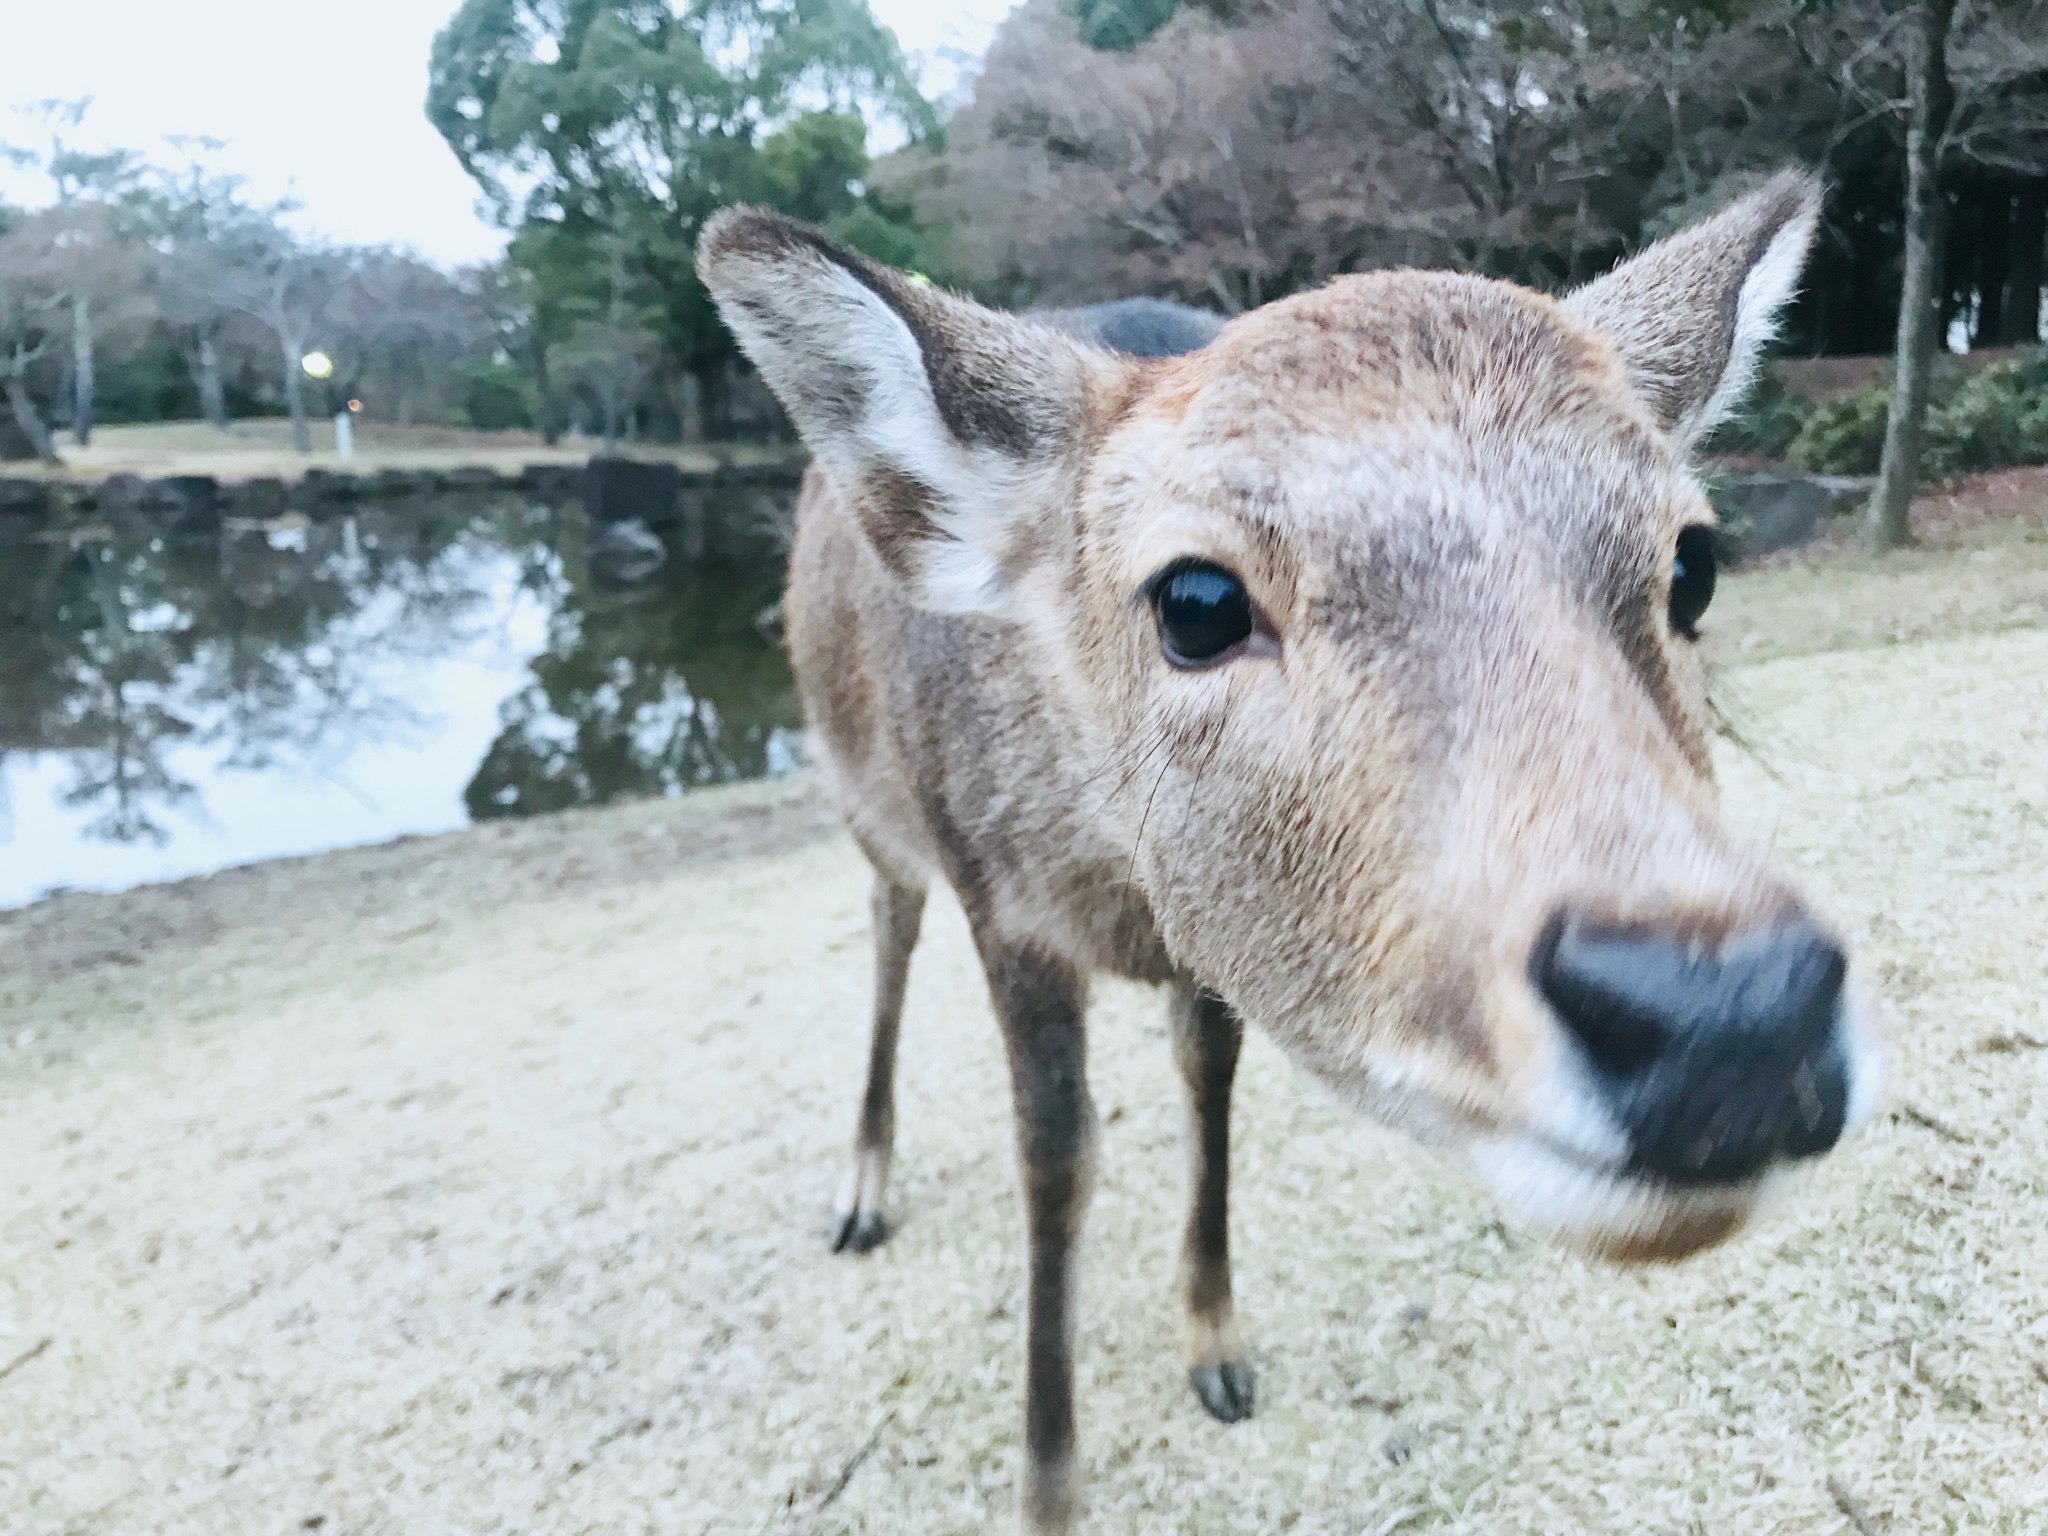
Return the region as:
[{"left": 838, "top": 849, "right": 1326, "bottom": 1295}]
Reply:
[
  {"left": 467, "top": 557, "right": 798, "bottom": 819},
  {"left": 0, "top": 488, "right": 802, "bottom": 906}
]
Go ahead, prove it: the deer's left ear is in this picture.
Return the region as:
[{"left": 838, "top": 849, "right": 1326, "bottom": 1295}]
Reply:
[{"left": 1564, "top": 170, "right": 1822, "bottom": 449}]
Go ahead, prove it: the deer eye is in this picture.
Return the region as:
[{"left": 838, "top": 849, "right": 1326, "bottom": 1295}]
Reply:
[
  {"left": 1148, "top": 560, "right": 1255, "bottom": 667},
  {"left": 1669, "top": 526, "right": 1717, "bottom": 639}
]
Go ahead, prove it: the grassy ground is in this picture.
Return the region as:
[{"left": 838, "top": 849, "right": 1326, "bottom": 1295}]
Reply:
[
  {"left": 7, "top": 419, "right": 801, "bottom": 483},
  {"left": 3, "top": 474, "right": 2047, "bottom": 1534},
  {"left": 1706, "top": 466, "right": 2048, "bottom": 667}
]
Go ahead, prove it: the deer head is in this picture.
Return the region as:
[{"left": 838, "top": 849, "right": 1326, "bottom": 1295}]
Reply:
[{"left": 701, "top": 171, "right": 1879, "bottom": 1261}]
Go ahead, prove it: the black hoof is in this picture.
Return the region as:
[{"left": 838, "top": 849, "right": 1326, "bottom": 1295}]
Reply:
[
  {"left": 830, "top": 1209, "right": 890, "bottom": 1254},
  {"left": 1190, "top": 1358, "right": 1255, "bottom": 1423}
]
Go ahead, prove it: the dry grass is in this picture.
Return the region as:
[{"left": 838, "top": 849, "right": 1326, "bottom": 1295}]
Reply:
[
  {"left": 4, "top": 481, "right": 2048, "bottom": 1534},
  {"left": 9, "top": 419, "right": 799, "bottom": 483},
  {"left": 1706, "top": 465, "right": 2048, "bottom": 667}
]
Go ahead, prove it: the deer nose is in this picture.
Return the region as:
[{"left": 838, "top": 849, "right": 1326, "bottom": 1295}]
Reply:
[{"left": 1535, "top": 915, "right": 1850, "bottom": 1184}]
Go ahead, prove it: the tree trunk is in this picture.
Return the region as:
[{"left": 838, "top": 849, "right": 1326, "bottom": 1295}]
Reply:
[
  {"left": 536, "top": 351, "right": 562, "bottom": 445},
  {"left": 3, "top": 369, "right": 59, "bottom": 464},
  {"left": 2007, "top": 187, "right": 2046, "bottom": 345},
  {"left": 675, "top": 367, "right": 705, "bottom": 445},
  {"left": 280, "top": 336, "right": 312, "bottom": 453},
  {"left": 1865, "top": 0, "right": 1958, "bottom": 555},
  {"left": 71, "top": 295, "right": 95, "bottom": 447},
  {"left": 704, "top": 359, "right": 730, "bottom": 441},
  {"left": 194, "top": 334, "right": 229, "bottom": 429}
]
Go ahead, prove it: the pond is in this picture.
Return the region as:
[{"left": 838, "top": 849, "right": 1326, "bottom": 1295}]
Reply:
[{"left": 0, "top": 484, "right": 803, "bottom": 908}]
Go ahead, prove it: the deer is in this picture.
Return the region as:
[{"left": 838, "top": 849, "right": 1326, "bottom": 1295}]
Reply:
[{"left": 697, "top": 169, "right": 1881, "bottom": 1531}]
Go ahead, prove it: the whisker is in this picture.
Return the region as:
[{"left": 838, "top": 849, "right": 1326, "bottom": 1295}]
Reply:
[
  {"left": 1071, "top": 718, "right": 1170, "bottom": 798},
  {"left": 1161, "top": 685, "right": 1236, "bottom": 902},
  {"left": 1078, "top": 724, "right": 1176, "bottom": 831},
  {"left": 1119, "top": 715, "right": 1189, "bottom": 929}
]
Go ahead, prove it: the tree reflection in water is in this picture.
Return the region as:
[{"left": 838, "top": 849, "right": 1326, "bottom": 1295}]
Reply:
[
  {"left": 465, "top": 545, "right": 801, "bottom": 820},
  {"left": 0, "top": 492, "right": 801, "bottom": 879}
]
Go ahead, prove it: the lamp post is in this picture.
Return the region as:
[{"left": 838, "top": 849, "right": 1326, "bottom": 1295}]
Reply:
[{"left": 300, "top": 351, "right": 353, "bottom": 460}]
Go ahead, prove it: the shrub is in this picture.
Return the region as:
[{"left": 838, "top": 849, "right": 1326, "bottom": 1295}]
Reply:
[
  {"left": 1919, "top": 353, "right": 2048, "bottom": 478},
  {"left": 1782, "top": 349, "right": 2048, "bottom": 479},
  {"left": 1786, "top": 387, "right": 1891, "bottom": 475},
  {"left": 464, "top": 363, "right": 536, "bottom": 431},
  {"left": 1707, "top": 372, "right": 1813, "bottom": 459}
]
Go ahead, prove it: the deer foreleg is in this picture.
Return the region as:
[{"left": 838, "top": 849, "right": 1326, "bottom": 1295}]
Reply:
[
  {"left": 1169, "top": 981, "right": 1252, "bottom": 1422},
  {"left": 983, "top": 940, "right": 1095, "bottom": 1534},
  {"left": 832, "top": 874, "right": 925, "bottom": 1254}
]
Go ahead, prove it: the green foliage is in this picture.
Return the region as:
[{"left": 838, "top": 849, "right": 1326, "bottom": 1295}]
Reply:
[
  {"left": 759, "top": 111, "right": 869, "bottom": 225},
  {"left": 1924, "top": 354, "right": 2048, "bottom": 477},
  {"left": 428, "top": 0, "right": 939, "bottom": 426},
  {"left": 463, "top": 361, "right": 536, "bottom": 429},
  {"left": 1787, "top": 389, "right": 1891, "bottom": 475},
  {"left": 91, "top": 327, "right": 193, "bottom": 425},
  {"left": 1706, "top": 372, "right": 1813, "bottom": 460},
  {"left": 464, "top": 553, "right": 799, "bottom": 819},
  {"left": 1076, "top": 0, "right": 1181, "bottom": 51},
  {"left": 1786, "top": 353, "right": 2048, "bottom": 479},
  {"left": 824, "top": 201, "right": 934, "bottom": 271},
  {"left": 756, "top": 109, "right": 952, "bottom": 277}
]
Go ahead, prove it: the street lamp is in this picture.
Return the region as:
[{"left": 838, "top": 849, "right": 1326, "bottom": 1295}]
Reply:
[{"left": 299, "top": 352, "right": 354, "bottom": 460}]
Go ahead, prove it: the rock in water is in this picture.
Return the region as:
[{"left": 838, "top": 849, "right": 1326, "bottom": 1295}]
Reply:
[{"left": 588, "top": 517, "right": 668, "bottom": 585}]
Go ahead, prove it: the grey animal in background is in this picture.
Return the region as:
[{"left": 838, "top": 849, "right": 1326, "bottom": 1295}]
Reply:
[{"left": 1039, "top": 295, "right": 1225, "bottom": 358}]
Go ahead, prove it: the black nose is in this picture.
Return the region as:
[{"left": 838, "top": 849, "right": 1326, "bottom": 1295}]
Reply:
[{"left": 1536, "top": 915, "right": 1850, "bottom": 1184}]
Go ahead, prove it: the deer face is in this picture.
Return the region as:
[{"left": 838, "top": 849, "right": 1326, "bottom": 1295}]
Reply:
[{"left": 702, "top": 172, "right": 1881, "bottom": 1263}]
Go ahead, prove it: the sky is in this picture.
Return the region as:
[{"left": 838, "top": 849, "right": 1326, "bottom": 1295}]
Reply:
[{"left": 0, "top": 0, "right": 1021, "bottom": 269}]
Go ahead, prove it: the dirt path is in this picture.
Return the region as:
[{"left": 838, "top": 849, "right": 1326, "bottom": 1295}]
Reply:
[{"left": 6, "top": 628, "right": 2048, "bottom": 1533}]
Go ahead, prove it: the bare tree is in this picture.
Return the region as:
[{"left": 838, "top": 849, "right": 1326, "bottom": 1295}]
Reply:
[
  {"left": 891, "top": 1, "right": 1424, "bottom": 310},
  {"left": 0, "top": 213, "right": 72, "bottom": 463},
  {"left": 323, "top": 249, "right": 486, "bottom": 424},
  {"left": 888, "top": 0, "right": 1665, "bottom": 308},
  {"left": 148, "top": 149, "right": 275, "bottom": 431},
  {"left": 3, "top": 99, "right": 149, "bottom": 446},
  {"left": 231, "top": 234, "right": 347, "bottom": 453},
  {"left": 44, "top": 200, "right": 152, "bottom": 446},
  {"left": 1321, "top": 0, "right": 1613, "bottom": 281},
  {"left": 550, "top": 317, "right": 660, "bottom": 449}
]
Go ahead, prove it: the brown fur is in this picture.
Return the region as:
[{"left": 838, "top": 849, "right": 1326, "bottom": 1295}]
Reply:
[{"left": 699, "top": 169, "right": 1870, "bottom": 1531}]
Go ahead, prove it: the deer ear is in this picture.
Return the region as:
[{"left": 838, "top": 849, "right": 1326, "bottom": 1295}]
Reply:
[
  {"left": 698, "top": 208, "right": 1123, "bottom": 613},
  {"left": 1564, "top": 170, "right": 1822, "bottom": 450}
]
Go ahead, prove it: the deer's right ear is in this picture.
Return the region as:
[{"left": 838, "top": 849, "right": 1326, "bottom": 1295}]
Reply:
[
  {"left": 699, "top": 208, "right": 1123, "bottom": 614},
  {"left": 1563, "top": 170, "right": 1822, "bottom": 450}
]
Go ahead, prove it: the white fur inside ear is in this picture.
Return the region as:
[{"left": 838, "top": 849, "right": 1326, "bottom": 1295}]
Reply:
[
  {"left": 829, "top": 264, "right": 1040, "bottom": 613},
  {"left": 1681, "top": 206, "right": 1818, "bottom": 446},
  {"left": 717, "top": 248, "right": 1059, "bottom": 616}
]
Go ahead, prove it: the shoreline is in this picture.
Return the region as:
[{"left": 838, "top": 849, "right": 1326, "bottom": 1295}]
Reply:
[
  {"left": 0, "top": 772, "right": 835, "bottom": 988},
  {"left": 0, "top": 448, "right": 807, "bottom": 524}
]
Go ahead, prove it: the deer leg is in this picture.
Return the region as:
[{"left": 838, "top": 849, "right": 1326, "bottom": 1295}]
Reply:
[
  {"left": 983, "top": 939, "right": 1095, "bottom": 1534},
  {"left": 831, "top": 875, "right": 925, "bottom": 1254},
  {"left": 1169, "top": 981, "right": 1253, "bottom": 1423}
]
